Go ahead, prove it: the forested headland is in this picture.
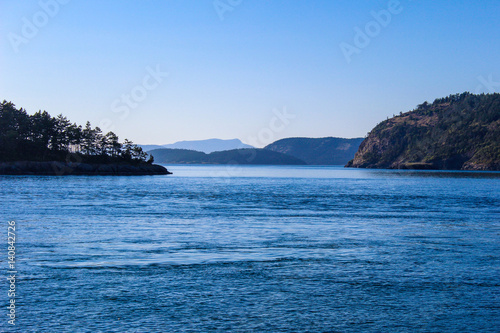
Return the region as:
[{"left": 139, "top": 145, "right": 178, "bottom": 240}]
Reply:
[
  {"left": 0, "top": 101, "right": 170, "bottom": 175},
  {"left": 346, "top": 92, "right": 500, "bottom": 170}
]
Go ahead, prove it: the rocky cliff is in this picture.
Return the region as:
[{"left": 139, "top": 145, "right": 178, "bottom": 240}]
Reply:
[{"left": 346, "top": 92, "right": 500, "bottom": 170}]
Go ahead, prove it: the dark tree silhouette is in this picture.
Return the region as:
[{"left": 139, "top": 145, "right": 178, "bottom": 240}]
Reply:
[{"left": 0, "top": 101, "right": 151, "bottom": 164}]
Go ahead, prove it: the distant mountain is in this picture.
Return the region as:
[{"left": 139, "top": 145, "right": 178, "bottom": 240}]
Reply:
[
  {"left": 159, "top": 139, "right": 254, "bottom": 153},
  {"left": 139, "top": 144, "right": 165, "bottom": 152},
  {"left": 149, "top": 148, "right": 306, "bottom": 165},
  {"left": 346, "top": 92, "right": 500, "bottom": 170},
  {"left": 264, "top": 137, "right": 364, "bottom": 165}
]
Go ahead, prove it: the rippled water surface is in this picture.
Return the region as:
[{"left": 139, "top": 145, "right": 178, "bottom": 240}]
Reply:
[{"left": 1, "top": 165, "right": 499, "bottom": 332}]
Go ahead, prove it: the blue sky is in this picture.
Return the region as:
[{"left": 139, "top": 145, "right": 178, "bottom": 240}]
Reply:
[{"left": 1, "top": 0, "right": 499, "bottom": 146}]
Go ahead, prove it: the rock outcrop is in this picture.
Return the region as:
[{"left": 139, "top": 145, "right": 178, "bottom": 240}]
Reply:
[{"left": 346, "top": 92, "right": 500, "bottom": 171}]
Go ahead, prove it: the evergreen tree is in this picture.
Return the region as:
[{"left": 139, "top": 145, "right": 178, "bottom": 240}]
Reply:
[{"left": 0, "top": 100, "right": 156, "bottom": 164}]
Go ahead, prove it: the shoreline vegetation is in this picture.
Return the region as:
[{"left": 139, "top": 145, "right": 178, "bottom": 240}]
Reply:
[{"left": 0, "top": 101, "right": 171, "bottom": 176}]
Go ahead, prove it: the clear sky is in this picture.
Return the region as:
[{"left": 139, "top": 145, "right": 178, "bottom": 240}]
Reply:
[{"left": 1, "top": 0, "right": 499, "bottom": 147}]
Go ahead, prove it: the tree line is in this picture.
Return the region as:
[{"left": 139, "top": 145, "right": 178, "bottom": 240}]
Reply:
[{"left": 0, "top": 101, "right": 152, "bottom": 164}]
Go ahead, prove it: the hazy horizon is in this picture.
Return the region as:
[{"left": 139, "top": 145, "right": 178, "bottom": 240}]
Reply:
[{"left": 140, "top": 136, "right": 365, "bottom": 148}]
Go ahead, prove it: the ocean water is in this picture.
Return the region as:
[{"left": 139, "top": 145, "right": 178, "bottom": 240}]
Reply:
[{"left": 1, "top": 165, "right": 499, "bottom": 332}]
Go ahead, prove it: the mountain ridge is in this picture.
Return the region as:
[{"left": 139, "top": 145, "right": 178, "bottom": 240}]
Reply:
[{"left": 264, "top": 137, "right": 364, "bottom": 165}]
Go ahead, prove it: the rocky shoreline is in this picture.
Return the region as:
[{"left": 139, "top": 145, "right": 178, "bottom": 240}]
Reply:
[
  {"left": 345, "top": 93, "right": 499, "bottom": 171},
  {"left": 0, "top": 161, "right": 172, "bottom": 176}
]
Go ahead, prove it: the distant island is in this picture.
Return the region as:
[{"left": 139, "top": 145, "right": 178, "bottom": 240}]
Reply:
[
  {"left": 141, "top": 138, "right": 254, "bottom": 154},
  {"left": 0, "top": 101, "right": 171, "bottom": 175},
  {"left": 146, "top": 137, "right": 363, "bottom": 165},
  {"left": 148, "top": 148, "right": 306, "bottom": 165},
  {"left": 346, "top": 92, "right": 500, "bottom": 171},
  {"left": 265, "top": 137, "right": 364, "bottom": 165}
]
